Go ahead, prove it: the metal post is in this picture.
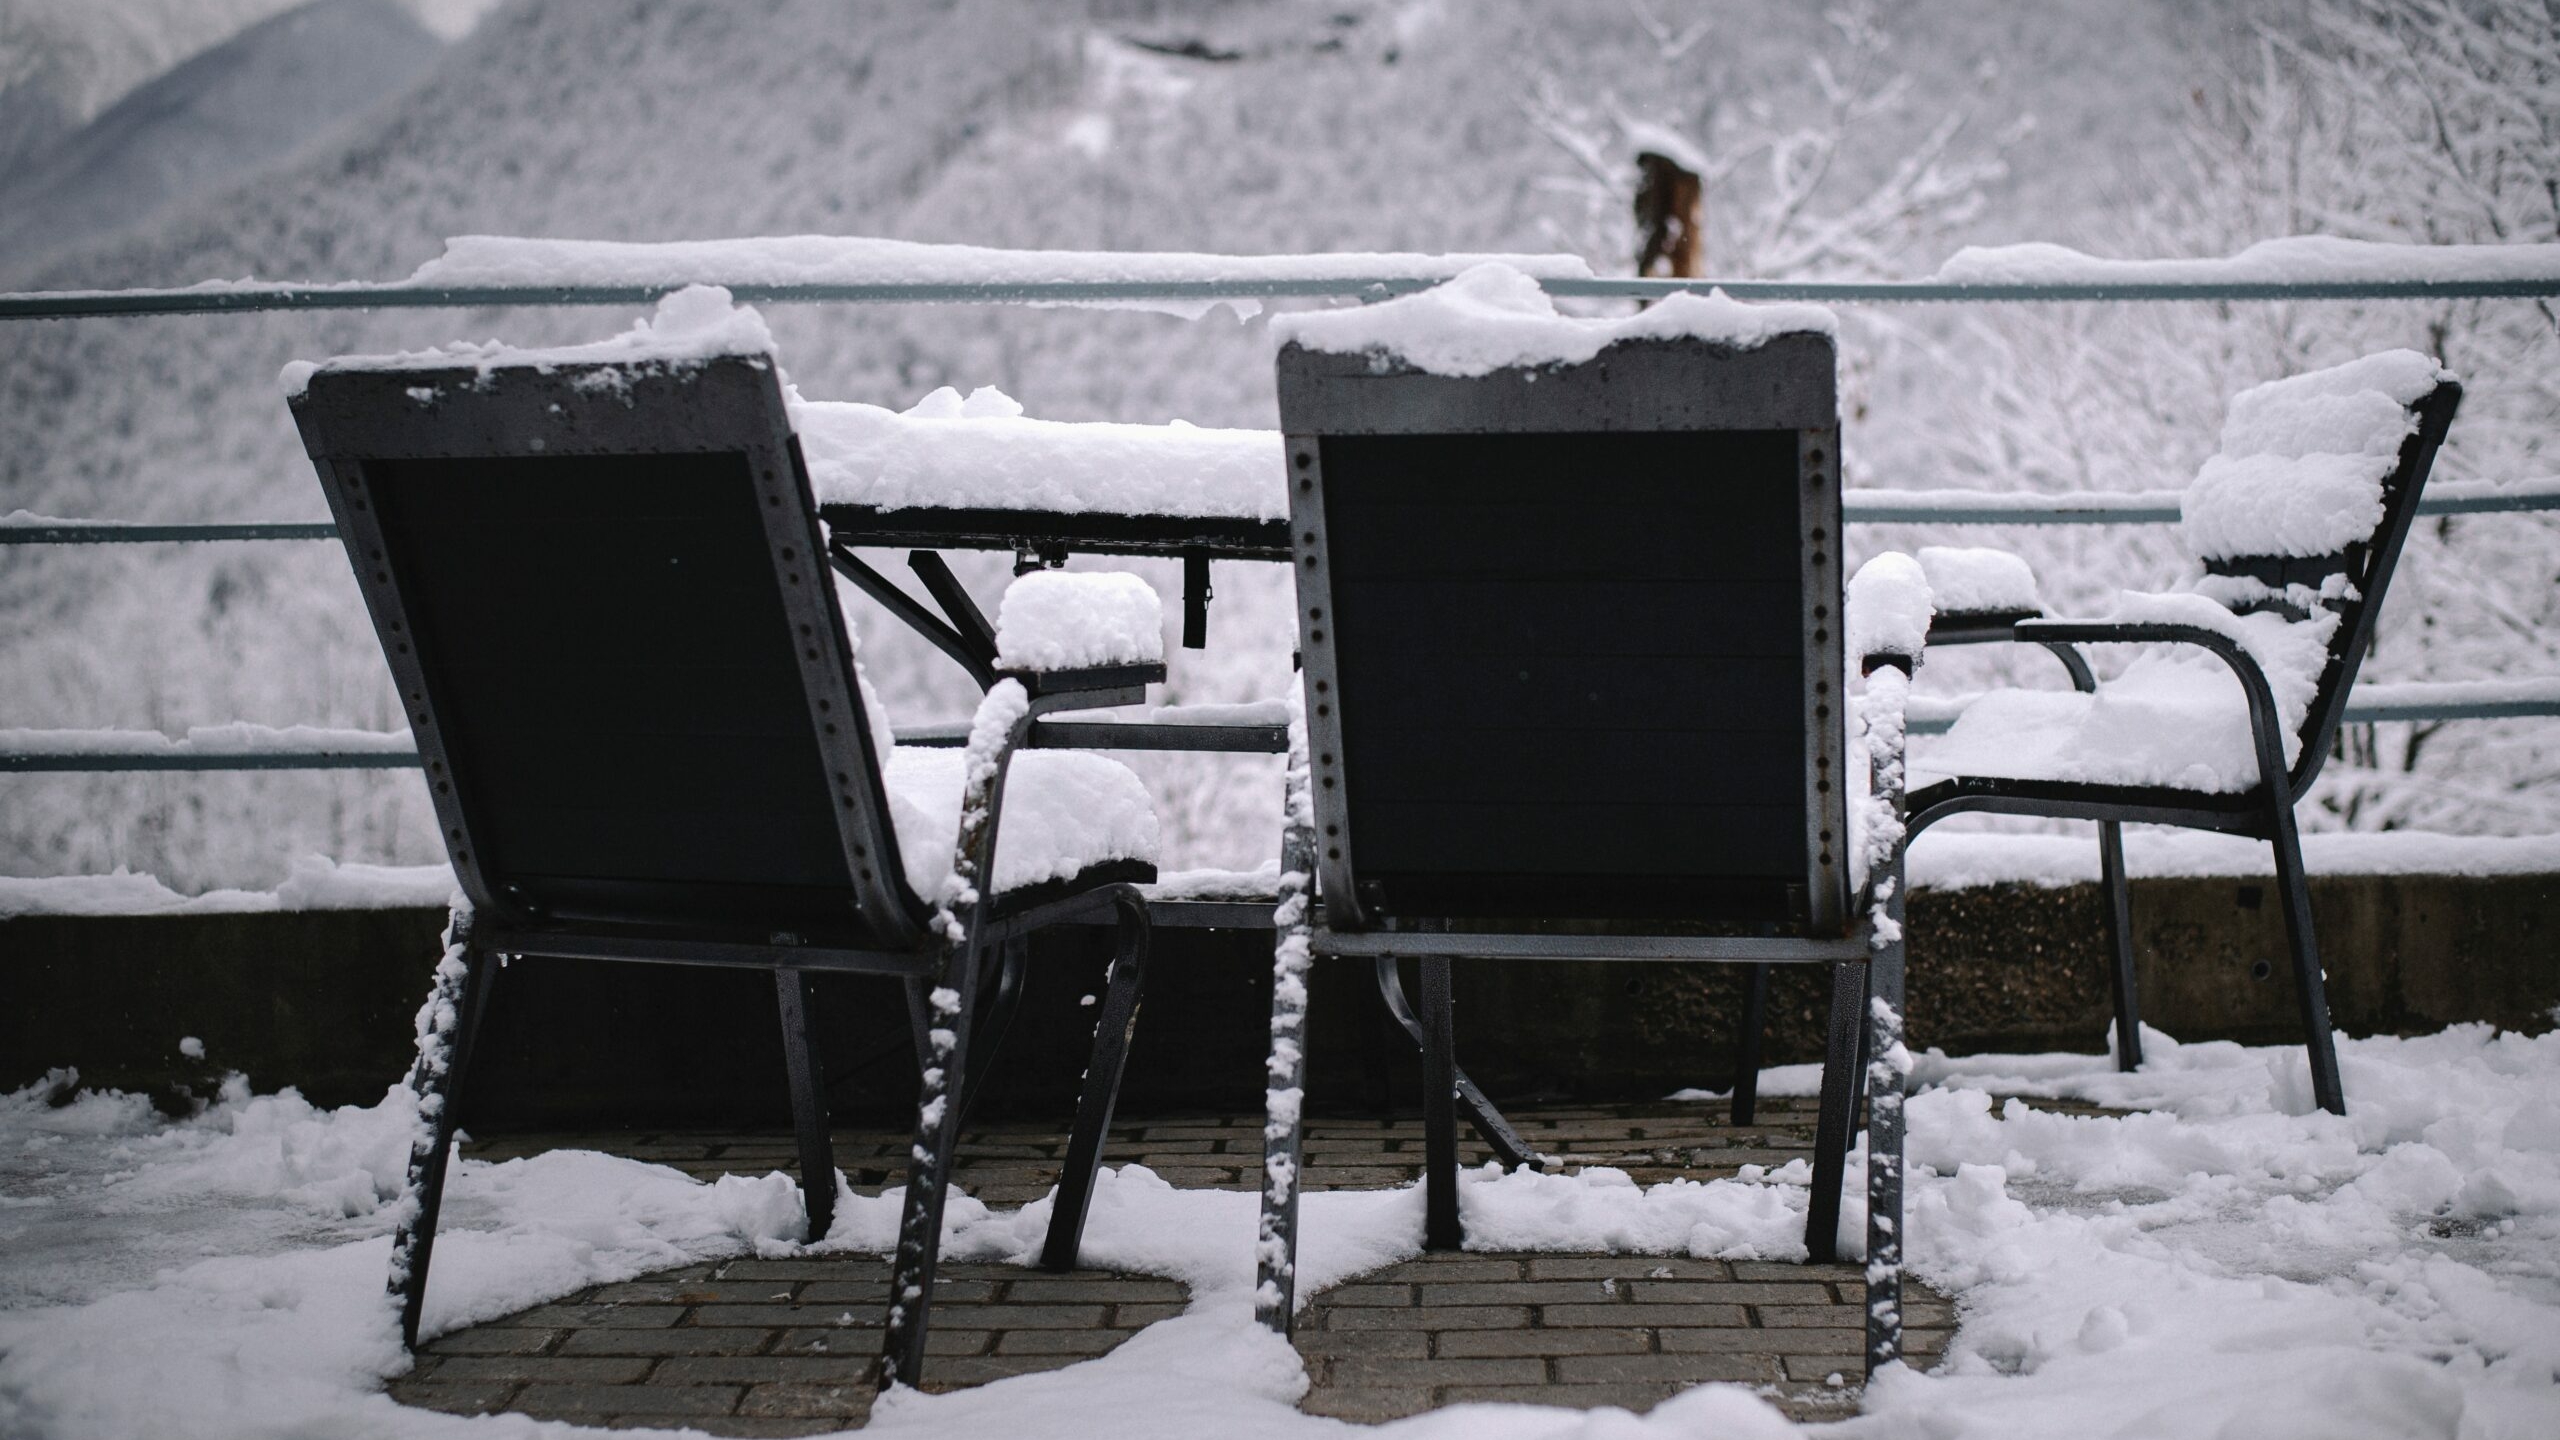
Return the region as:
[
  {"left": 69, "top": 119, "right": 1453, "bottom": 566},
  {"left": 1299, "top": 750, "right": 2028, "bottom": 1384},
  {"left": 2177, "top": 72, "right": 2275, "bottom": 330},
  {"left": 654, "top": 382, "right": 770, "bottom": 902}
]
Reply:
[
  {"left": 1254, "top": 743, "right": 1317, "bottom": 1335},
  {"left": 1419, "top": 955, "right": 1463, "bottom": 1251},
  {"left": 773, "top": 968, "right": 837, "bottom": 1243},
  {"left": 390, "top": 907, "right": 488, "bottom": 1350}
]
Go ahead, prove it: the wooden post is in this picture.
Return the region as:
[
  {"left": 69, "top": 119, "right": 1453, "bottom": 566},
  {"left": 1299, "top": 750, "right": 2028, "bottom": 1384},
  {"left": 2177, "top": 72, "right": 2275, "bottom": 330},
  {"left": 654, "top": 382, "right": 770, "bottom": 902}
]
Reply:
[{"left": 1634, "top": 150, "right": 1705, "bottom": 279}]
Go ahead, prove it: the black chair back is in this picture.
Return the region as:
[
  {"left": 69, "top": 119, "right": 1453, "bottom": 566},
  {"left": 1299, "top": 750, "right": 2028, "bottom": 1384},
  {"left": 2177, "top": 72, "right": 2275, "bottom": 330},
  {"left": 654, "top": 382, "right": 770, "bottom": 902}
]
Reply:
[{"left": 289, "top": 355, "right": 922, "bottom": 949}]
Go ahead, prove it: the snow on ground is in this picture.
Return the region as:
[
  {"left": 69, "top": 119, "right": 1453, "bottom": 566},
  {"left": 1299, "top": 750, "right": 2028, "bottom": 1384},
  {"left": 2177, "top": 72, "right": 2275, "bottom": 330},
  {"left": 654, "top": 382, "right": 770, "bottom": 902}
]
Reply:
[{"left": 5, "top": 1022, "right": 2557, "bottom": 1438}]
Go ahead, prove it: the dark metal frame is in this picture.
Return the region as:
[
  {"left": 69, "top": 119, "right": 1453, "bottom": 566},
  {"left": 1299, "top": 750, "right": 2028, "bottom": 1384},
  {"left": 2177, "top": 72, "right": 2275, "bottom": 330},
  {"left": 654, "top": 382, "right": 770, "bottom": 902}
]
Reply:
[
  {"left": 289, "top": 355, "right": 1170, "bottom": 1388},
  {"left": 1252, "top": 334, "right": 1913, "bottom": 1375},
  {"left": 1884, "top": 380, "right": 2462, "bottom": 1117}
]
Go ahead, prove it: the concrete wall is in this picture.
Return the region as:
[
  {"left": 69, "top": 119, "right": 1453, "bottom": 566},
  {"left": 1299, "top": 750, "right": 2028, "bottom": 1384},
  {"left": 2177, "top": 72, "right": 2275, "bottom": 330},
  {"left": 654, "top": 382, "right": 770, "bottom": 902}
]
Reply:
[{"left": 4, "top": 872, "right": 2553, "bottom": 1125}]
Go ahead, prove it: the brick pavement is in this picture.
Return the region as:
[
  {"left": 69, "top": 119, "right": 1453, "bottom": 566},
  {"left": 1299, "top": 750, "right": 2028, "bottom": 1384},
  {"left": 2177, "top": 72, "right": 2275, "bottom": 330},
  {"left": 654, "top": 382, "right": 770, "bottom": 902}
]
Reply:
[{"left": 395, "top": 1097, "right": 1954, "bottom": 1432}]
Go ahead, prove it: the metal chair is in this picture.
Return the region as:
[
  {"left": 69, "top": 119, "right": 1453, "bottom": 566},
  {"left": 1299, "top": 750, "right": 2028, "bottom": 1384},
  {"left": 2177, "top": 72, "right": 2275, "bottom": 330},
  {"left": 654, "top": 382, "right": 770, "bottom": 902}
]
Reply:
[
  {"left": 288, "top": 351, "right": 1166, "bottom": 1388},
  {"left": 1254, "top": 328, "right": 1920, "bottom": 1375}
]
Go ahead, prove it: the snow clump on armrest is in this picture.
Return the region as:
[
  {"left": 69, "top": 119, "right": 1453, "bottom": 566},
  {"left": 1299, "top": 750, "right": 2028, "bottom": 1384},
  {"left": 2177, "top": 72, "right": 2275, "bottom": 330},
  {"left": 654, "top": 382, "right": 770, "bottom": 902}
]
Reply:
[
  {"left": 1916, "top": 546, "right": 2041, "bottom": 617},
  {"left": 2179, "top": 349, "right": 2449, "bottom": 560},
  {"left": 994, "top": 570, "right": 1165, "bottom": 671},
  {"left": 1846, "top": 552, "right": 1933, "bottom": 665},
  {"left": 1268, "top": 261, "right": 1834, "bottom": 378}
]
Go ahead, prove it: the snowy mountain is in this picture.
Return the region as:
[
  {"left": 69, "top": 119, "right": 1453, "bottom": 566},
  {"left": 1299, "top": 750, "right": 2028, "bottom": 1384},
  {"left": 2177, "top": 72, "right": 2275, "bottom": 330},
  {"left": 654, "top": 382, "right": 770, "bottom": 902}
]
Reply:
[
  {"left": 1, "top": 0, "right": 2544, "bottom": 888},
  {"left": 0, "top": 0, "right": 447, "bottom": 276}
]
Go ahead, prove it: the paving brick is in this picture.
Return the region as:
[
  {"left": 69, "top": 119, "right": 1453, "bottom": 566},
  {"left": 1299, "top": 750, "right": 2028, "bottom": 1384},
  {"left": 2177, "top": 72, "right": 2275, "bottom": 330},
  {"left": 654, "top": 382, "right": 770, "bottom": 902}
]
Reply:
[
  {"left": 1294, "top": 1330, "right": 1428, "bottom": 1359},
  {"left": 918, "top": 1303, "right": 1107, "bottom": 1329},
  {"left": 1659, "top": 1326, "right": 1863, "bottom": 1355},
  {"left": 689, "top": 1305, "right": 851, "bottom": 1327},
  {"left": 923, "top": 1329, "right": 997, "bottom": 1357},
  {"left": 431, "top": 1356, "right": 653, "bottom": 1385},
  {"left": 1783, "top": 1354, "right": 1863, "bottom": 1383},
  {"left": 784, "top": 1281, "right": 888, "bottom": 1305},
  {"left": 420, "top": 1326, "right": 563, "bottom": 1355},
  {"left": 510, "top": 1304, "right": 681, "bottom": 1330},
  {"left": 1110, "top": 1302, "right": 1188, "bottom": 1327},
  {"left": 560, "top": 1328, "right": 775, "bottom": 1357},
  {"left": 1300, "top": 1386, "right": 1434, "bottom": 1422},
  {"left": 650, "top": 1356, "right": 875, "bottom": 1385},
  {"left": 1553, "top": 1353, "right": 1779, "bottom": 1384},
  {"left": 1311, "top": 1282, "right": 1414, "bottom": 1307},
  {"left": 994, "top": 1329, "right": 1131, "bottom": 1356},
  {"left": 1000, "top": 1278, "right": 1186, "bottom": 1304},
  {"left": 774, "top": 1329, "right": 880, "bottom": 1354},
  {"left": 734, "top": 1382, "right": 875, "bottom": 1419},
  {"left": 1525, "top": 1256, "right": 1731, "bottom": 1281},
  {"left": 1325, "top": 1357, "right": 1549, "bottom": 1388},
  {"left": 1626, "top": 1281, "right": 1832, "bottom": 1306},
  {"left": 912, "top": 1355, "right": 1082, "bottom": 1387},
  {"left": 386, "top": 1380, "right": 518, "bottom": 1415},
  {"left": 1755, "top": 1305, "right": 1867, "bottom": 1328},
  {"left": 1420, "top": 1280, "right": 1621, "bottom": 1306},
  {"left": 1434, "top": 1328, "right": 1650, "bottom": 1358},
  {"left": 589, "top": 1281, "right": 788, "bottom": 1306},
  {"left": 1325, "top": 1305, "right": 1526, "bottom": 1332},
  {"left": 1541, "top": 1303, "right": 1744, "bottom": 1328},
  {"left": 619, "top": 1419, "right": 840, "bottom": 1437},
  {"left": 516, "top": 1382, "right": 742, "bottom": 1417},
  {"left": 1439, "top": 1383, "right": 1684, "bottom": 1411},
  {"left": 1364, "top": 1257, "right": 1526, "bottom": 1283},
  {"left": 1734, "top": 1261, "right": 1861, "bottom": 1283}
]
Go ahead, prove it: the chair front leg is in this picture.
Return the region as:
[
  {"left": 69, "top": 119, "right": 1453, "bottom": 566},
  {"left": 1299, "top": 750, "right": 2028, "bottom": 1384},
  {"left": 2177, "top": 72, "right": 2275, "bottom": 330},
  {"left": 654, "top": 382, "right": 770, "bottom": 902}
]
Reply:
[
  {"left": 390, "top": 906, "right": 494, "bottom": 1351},
  {"left": 774, "top": 968, "right": 837, "bottom": 1243},
  {"left": 1254, "top": 737, "right": 1318, "bottom": 1336},
  {"left": 1857, "top": 657, "right": 1915, "bottom": 1376},
  {"left": 1041, "top": 891, "right": 1153, "bottom": 1271},
  {"left": 880, "top": 682, "right": 1030, "bottom": 1390},
  {"left": 1804, "top": 959, "right": 1866, "bottom": 1263},
  {"left": 1371, "top": 957, "right": 1541, "bottom": 1171},
  {"left": 2268, "top": 798, "right": 2346, "bottom": 1116},
  {"left": 1732, "top": 964, "right": 1770, "bottom": 1127},
  {"left": 2097, "top": 821, "right": 2144, "bottom": 1072},
  {"left": 1419, "top": 955, "right": 1463, "bottom": 1251}
]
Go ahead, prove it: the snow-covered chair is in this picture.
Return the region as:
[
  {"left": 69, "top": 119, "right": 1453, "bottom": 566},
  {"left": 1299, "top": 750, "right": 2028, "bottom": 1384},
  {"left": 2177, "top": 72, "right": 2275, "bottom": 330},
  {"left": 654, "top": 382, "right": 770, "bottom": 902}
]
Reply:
[
  {"left": 286, "top": 346, "right": 1166, "bottom": 1389},
  {"left": 1906, "top": 352, "right": 2462, "bottom": 1115},
  {"left": 1257, "top": 280, "right": 1922, "bottom": 1376}
]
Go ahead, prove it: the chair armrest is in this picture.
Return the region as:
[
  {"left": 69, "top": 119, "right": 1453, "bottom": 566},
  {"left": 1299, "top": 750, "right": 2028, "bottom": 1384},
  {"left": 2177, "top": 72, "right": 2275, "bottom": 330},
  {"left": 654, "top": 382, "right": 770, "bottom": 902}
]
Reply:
[{"left": 2010, "top": 619, "right": 2297, "bottom": 794}]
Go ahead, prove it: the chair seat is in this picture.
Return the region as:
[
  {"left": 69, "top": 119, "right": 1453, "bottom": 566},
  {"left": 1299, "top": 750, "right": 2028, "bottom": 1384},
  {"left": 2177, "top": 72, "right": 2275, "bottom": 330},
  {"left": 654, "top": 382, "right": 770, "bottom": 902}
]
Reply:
[
  {"left": 882, "top": 747, "right": 1160, "bottom": 901},
  {"left": 1917, "top": 648, "right": 2281, "bottom": 795}
]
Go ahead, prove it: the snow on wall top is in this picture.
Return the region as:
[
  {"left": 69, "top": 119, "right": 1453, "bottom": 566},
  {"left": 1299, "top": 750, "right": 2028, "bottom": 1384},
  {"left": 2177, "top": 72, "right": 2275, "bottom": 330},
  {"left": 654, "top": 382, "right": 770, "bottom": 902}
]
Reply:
[
  {"left": 794, "top": 385, "right": 1284, "bottom": 520},
  {"left": 1268, "top": 261, "right": 1835, "bottom": 378},
  {"left": 1935, "top": 235, "right": 2560, "bottom": 285},
  {"left": 2179, "top": 348, "right": 2448, "bottom": 560},
  {"left": 278, "top": 284, "right": 774, "bottom": 396}
]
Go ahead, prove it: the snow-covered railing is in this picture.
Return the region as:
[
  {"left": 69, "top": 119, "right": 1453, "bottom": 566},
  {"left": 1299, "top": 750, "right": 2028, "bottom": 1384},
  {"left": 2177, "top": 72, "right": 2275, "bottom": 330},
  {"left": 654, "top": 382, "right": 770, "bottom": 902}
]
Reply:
[{"left": 2, "top": 235, "right": 2556, "bottom": 319}]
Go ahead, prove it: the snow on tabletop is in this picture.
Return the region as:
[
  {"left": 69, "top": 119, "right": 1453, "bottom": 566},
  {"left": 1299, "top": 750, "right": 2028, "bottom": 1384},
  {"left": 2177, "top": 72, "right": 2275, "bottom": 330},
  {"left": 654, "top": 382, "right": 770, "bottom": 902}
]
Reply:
[
  {"left": 1919, "top": 588, "right": 2335, "bottom": 792},
  {"left": 0, "top": 856, "right": 455, "bottom": 918},
  {"left": 993, "top": 569, "right": 1165, "bottom": 671},
  {"left": 277, "top": 283, "right": 773, "bottom": 397},
  {"left": 12, "top": 1019, "right": 2560, "bottom": 1437},
  {"left": 1907, "top": 828, "right": 2560, "bottom": 890},
  {"left": 405, "top": 234, "right": 1598, "bottom": 320},
  {"left": 1269, "top": 261, "right": 1835, "bottom": 378},
  {"left": 1916, "top": 545, "right": 2041, "bottom": 617},
  {"left": 794, "top": 385, "right": 1285, "bottom": 520},
  {"left": 2180, "top": 349, "right": 2448, "bottom": 561},
  {"left": 882, "top": 746, "right": 1159, "bottom": 900},
  {"left": 1934, "top": 234, "right": 2560, "bottom": 285},
  {"left": 1846, "top": 551, "right": 1933, "bottom": 662}
]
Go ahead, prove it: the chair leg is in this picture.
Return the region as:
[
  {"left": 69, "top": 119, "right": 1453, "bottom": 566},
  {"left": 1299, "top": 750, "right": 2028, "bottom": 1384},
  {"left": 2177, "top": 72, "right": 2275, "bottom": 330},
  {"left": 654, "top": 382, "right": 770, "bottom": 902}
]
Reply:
[
  {"left": 1864, "top": 923, "right": 1909, "bottom": 1375},
  {"left": 774, "top": 968, "right": 836, "bottom": 1244},
  {"left": 957, "top": 937, "right": 1030, "bottom": 1129},
  {"left": 879, "top": 937, "right": 991, "bottom": 1388},
  {"left": 390, "top": 908, "right": 494, "bottom": 1350},
  {"left": 1372, "top": 956, "right": 1540, "bottom": 1170},
  {"left": 2097, "top": 821, "right": 2144, "bottom": 1072},
  {"left": 1732, "top": 964, "right": 1770, "bottom": 1126},
  {"left": 1041, "top": 896, "right": 1153, "bottom": 1271},
  {"left": 1419, "top": 955, "right": 1463, "bottom": 1251},
  {"left": 2268, "top": 805, "right": 2347, "bottom": 1116},
  {"left": 1804, "top": 960, "right": 1866, "bottom": 1263},
  {"left": 1254, "top": 803, "right": 1319, "bottom": 1337}
]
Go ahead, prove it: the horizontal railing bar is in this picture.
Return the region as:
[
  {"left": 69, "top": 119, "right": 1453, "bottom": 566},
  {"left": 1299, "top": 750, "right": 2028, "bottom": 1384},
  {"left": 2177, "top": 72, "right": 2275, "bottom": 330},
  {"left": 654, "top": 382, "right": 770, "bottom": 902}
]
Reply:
[
  {"left": 6, "top": 272, "right": 2560, "bottom": 320},
  {"left": 14, "top": 484, "right": 2554, "bottom": 545},
  {"left": 12, "top": 693, "right": 2557, "bottom": 771}
]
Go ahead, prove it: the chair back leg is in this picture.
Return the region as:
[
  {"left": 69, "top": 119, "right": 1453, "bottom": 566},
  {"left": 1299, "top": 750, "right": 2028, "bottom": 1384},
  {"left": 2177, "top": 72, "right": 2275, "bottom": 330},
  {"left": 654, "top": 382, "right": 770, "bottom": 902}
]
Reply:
[
  {"left": 1419, "top": 955, "right": 1464, "bottom": 1251},
  {"left": 1041, "top": 893, "right": 1154, "bottom": 1271},
  {"left": 1254, "top": 786, "right": 1318, "bottom": 1337},
  {"left": 1371, "top": 957, "right": 1538, "bottom": 1170},
  {"left": 1732, "top": 964, "right": 1770, "bottom": 1126},
  {"left": 2267, "top": 804, "right": 2347, "bottom": 1115},
  {"left": 958, "top": 938, "right": 1032, "bottom": 1129},
  {"left": 1803, "top": 960, "right": 1866, "bottom": 1263},
  {"left": 390, "top": 909, "right": 494, "bottom": 1351},
  {"left": 773, "top": 968, "right": 837, "bottom": 1243},
  {"left": 879, "top": 935, "right": 989, "bottom": 1388},
  {"left": 2097, "top": 821, "right": 2145, "bottom": 1071}
]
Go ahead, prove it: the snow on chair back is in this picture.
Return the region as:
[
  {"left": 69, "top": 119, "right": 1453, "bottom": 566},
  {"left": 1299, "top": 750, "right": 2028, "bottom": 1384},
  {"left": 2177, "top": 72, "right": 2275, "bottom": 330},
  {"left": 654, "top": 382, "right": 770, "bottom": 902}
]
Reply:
[
  {"left": 2180, "top": 351, "right": 2462, "bottom": 794},
  {"left": 287, "top": 355, "right": 920, "bottom": 948},
  {"left": 1275, "top": 324, "right": 1847, "bottom": 934}
]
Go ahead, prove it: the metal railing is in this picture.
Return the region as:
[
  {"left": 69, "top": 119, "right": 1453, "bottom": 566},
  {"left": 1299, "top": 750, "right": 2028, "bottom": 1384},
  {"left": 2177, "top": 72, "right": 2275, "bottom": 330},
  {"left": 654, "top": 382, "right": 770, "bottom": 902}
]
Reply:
[{"left": 7, "top": 262, "right": 2560, "bottom": 773}]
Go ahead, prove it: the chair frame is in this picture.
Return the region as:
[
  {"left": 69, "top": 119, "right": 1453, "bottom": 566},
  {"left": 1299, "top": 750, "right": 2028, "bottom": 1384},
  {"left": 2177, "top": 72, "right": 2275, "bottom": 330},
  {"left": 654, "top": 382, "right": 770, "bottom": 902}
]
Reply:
[
  {"left": 1889, "top": 381, "right": 2462, "bottom": 1117},
  {"left": 290, "top": 355, "right": 1166, "bottom": 1388},
  {"left": 1251, "top": 335, "right": 1917, "bottom": 1375}
]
